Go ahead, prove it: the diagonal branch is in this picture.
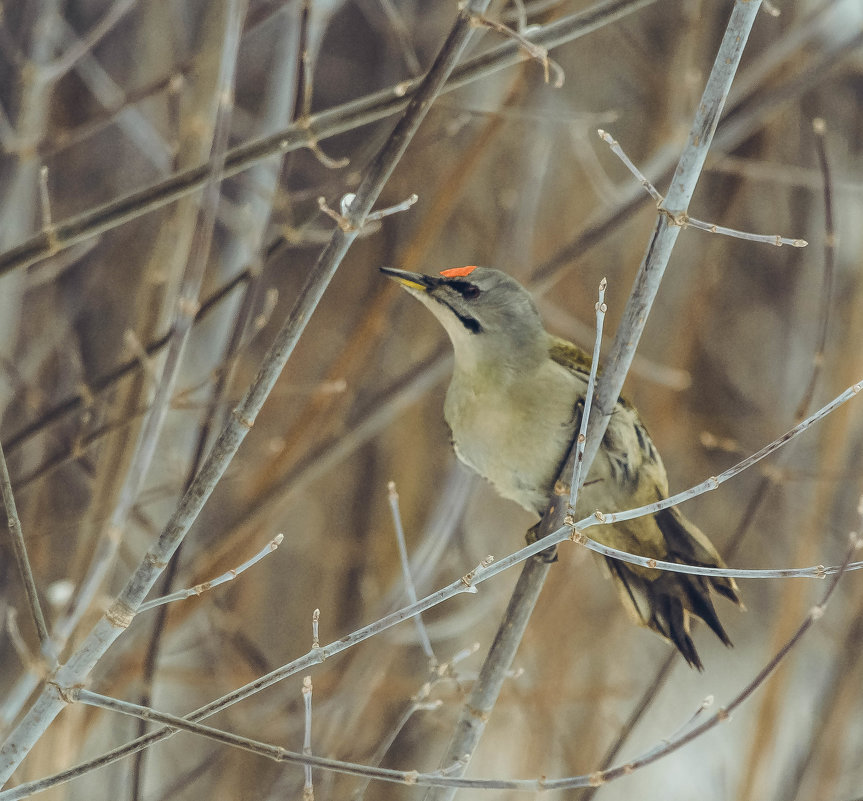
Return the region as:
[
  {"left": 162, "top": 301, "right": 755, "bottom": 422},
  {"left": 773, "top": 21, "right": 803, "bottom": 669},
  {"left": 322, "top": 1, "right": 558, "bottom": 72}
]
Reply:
[
  {"left": 0, "top": 441, "right": 54, "bottom": 666},
  {"left": 48, "top": 534, "right": 857, "bottom": 795},
  {"left": 0, "top": 0, "right": 492, "bottom": 784},
  {"left": 0, "top": 0, "right": 656, "bottom": 278}
]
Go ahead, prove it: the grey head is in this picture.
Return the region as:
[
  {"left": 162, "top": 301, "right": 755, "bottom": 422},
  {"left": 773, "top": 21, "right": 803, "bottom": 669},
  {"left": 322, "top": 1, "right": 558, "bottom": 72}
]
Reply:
[{"left": 380, "top": 266, "right": 548, "bottom": 370}]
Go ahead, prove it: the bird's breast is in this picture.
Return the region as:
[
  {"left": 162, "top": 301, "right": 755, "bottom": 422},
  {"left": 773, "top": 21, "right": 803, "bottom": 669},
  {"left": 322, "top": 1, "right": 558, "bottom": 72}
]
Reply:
[
  {"left": 443, "top": 358, "right": 669, "bottom": 524},
  {"left": 444, "top": 361, "right": 584, "bottom": 514}
]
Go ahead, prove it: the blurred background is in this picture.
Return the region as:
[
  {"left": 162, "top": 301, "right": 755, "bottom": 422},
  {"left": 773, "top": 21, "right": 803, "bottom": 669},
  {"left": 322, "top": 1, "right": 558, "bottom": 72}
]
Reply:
[{"left": 1, "top": 0, "right": 863, "bottom": 799}]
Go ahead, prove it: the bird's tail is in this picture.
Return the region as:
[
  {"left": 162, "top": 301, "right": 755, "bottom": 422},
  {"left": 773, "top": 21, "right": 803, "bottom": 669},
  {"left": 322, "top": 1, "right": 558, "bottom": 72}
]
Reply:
[{"left": 605, "top": 507, "right": 743, "bottom": 670}]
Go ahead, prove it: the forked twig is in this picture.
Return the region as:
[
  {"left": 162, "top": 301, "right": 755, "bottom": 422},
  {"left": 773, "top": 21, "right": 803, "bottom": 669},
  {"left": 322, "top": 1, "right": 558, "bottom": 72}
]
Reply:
[
  {"left": 136, "top": 534, "right": 284, "bottom": 613},
  {"left": 597, "top": 129, "right": 807, "bottom": 247},
  {"left": 471, "top": 14, "right": 565, "bottom": 87}
]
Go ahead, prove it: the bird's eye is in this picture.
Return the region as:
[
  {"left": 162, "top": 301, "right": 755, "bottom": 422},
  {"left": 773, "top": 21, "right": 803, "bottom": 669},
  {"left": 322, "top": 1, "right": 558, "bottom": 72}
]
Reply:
[{"left": 446, "top": 279, "right": 482, "bottom": 300}]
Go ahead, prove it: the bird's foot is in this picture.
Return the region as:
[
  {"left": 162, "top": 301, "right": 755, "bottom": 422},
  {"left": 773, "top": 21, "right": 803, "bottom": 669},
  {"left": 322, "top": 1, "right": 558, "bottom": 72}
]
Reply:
[{"left": 526, "top": 521, "right": 558, "bottom": 563}]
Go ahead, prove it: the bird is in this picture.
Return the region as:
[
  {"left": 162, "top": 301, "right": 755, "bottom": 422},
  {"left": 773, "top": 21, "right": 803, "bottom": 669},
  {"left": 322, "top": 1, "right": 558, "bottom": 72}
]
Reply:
[{"left": 381, "top": 264, "right": 742, "bottom": 669}]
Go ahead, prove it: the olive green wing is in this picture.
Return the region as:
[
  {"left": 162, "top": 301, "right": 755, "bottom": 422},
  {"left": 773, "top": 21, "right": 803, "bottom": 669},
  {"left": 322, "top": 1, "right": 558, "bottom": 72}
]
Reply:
[
  {"left": 547, "top": 335, "right": 595, "bottom": 377},
  {"left": 548, "top": 335, "right": 636, "bottom": 410}
]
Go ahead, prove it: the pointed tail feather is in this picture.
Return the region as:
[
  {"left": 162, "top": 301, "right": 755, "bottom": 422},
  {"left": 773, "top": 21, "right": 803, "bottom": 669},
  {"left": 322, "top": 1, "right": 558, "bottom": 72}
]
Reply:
[
  {"left": 656, "top": 507, "right": 743, "bottom": 608},
  {"left": 605, "top": 508, "right": 742, "bottom": 670},
  {"left": 607, "top": 557, "right": 708, "bottom": 670}
]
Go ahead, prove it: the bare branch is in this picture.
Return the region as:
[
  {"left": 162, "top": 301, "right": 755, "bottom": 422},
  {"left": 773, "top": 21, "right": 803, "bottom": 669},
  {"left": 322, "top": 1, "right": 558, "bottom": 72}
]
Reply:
[
  {"left": 388, "top": 481, "right": 435, "bottom": 664},
  {"left": 0, "top": 0, "right": 657, "bottom": 277},
  {"left": 136, "top": 534, "right": 284, "bottom": 613},
  {"left": 598, "top": 128, "right": 807, "bottom": 247},
  {"left": 568, "top": 277, "right": 607, "bottom": 512},
  {"left": 0, "top": 0, "right": 494, "bottom": 781},
  {"left": 302, "top": 676, "right": 314, "bottom": 801}
]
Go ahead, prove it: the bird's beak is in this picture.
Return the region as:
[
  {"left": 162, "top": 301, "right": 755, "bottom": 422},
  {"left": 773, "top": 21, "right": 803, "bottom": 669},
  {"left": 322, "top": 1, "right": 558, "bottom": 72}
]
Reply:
[{"left": 379, "top": 267, "right": 439, "bottom": 293}]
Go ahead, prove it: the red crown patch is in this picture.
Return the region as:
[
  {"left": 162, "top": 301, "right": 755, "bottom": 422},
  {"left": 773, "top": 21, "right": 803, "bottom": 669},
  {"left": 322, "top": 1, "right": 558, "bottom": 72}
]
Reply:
[{"left": 439, "top": 266, "right": 478, "bottom": 278}]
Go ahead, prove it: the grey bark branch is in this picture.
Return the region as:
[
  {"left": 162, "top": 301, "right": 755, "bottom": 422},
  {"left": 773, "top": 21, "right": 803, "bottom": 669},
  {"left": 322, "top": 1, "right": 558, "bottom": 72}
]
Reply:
[
  {"left": 422, "top": 3, "right": 764, "bottom": 797},
  {"left": 0, "top": 0, "right": 656, "bottom": 277},
  {"left": 0, "top": 0, "right": 491, "bottom": 785}
]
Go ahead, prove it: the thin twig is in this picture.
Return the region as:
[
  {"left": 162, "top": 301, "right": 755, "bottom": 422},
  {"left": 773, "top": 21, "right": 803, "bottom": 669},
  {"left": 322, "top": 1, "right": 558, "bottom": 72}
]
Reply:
[
  {"left": 0, "top": 441, "right": 55, "bottom": 666},
  {"left": 292, "top": 0, "right": 313, "bottom": 121},
  {"left": 317, "top": 192, "right": 417, "bottom": 231},
  {"left": 597, "top": 128, "right": 807, "bottom": 247},
  {"left": 471, "top": 14, "right": 565, "bottom": 87},
  {"left": 575, "top": 652, "right": 676, "bottom": 801},
  {"left": 775, "top": 497, "right": 863, "bottom": 801},
  {"left": 350, "top": 645, "right": 478, "bottom": 801},
  {"left": 794, "top": 117, "right": 835, "bottom": 421},
  {"left": 576, "top": 379, "right": 861, "bottom": 537},
  {"left": 302, "top": 676, "right": 314, "bottom": 801},
  {"left": 375, "top": 0, "right": 423, "bottom": 75},
  {"left": 568, "top": 278, "right": 607, "bottom": 512},
  {"left": 37, "top": 166, "right": 53, "bottom": 234},
  {"left": 136, "top": 534, "right": 284, "bottom": 612},
  {"left": 3, "top": 610, "right": 37, "bottom": 674},
  {"left": 388, "top": 481, "right": 436, "bottom": 663}
]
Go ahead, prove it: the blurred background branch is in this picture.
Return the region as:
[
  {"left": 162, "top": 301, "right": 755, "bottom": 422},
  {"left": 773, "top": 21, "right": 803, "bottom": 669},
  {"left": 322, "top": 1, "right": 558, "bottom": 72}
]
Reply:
[{"left": 1, "top": 0, "right": 863, "bottom": 799}]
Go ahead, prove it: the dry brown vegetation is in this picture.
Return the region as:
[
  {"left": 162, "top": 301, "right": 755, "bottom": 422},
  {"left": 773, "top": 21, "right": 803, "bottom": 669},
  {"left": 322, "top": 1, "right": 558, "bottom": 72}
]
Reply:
[{"left": 1, "top": 1, "right": 863, "bottom": 800}]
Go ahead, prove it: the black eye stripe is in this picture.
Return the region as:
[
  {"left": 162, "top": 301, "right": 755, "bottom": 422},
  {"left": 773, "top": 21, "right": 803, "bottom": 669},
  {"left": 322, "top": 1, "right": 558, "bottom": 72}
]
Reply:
[
  {"left": 439, "top": 297, "right": 482, "bottom": 334},
  {"left": 447, "top": 279, "right": 481, "bottom": 299},
  {"left": 455, "top": 311, "right": 482, "bottom": 334}
]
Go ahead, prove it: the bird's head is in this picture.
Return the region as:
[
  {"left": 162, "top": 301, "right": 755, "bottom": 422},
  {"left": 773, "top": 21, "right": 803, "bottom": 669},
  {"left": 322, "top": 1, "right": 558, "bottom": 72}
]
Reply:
[{"left": 381, "top": 266, "right": 548, "bottom": 371}]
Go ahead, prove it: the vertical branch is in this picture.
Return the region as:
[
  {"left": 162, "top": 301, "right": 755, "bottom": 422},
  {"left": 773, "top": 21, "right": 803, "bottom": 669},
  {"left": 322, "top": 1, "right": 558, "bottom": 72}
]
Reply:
[
  {"left": 583, "top": 0, "right": 764, "bottom": 469},
  {"left": 292, "top": 0, "right": 312, "bottom": 121},
  {"left": 568, "top": 278, "right": 607, "bottom": 511},
  {"left": 422, "top": 3, "right": 764, "bottom": 797},
  {"left": 794, "top": 117, "right": 835, "bottom": 421},
  {"left": 302, "top": 676, "right": 314, "bottom": 800}
]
